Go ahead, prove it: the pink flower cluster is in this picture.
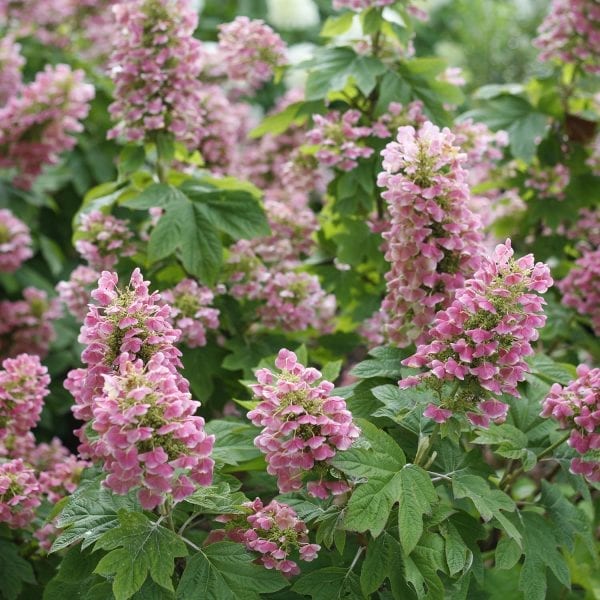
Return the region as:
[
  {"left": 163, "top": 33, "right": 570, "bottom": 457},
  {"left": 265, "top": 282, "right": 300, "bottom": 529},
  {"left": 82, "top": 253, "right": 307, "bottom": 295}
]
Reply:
[
  {"left": 559, "top": 248, "right": 600, "bottom": 336},
  {"left": 371, "top": 101, "right": 427, "bottom": 139},
  {"left": 56, "top": 265, "right": 100, "bottom": 322},
  {"left": 107, "top": 0, "right": 205, "bottom": 147},
  {"left": 0, "top": 35, "right": 23, "bottom": 106},
  {"left": 74, "top": 211, "right": 136, "bottom": 270},
  {"left": 376, "top": 121, "right": 484, "bottom": 346},
  {"left": 161, "top": 279, "right": 220, "bottom": 348},
  {"left": 401, "top": 240, "right": 553, "bottom": 427},
  {"left": 91, "top": 352, "right": 214, "bottom": 509},
  {"left": 0, "top": 288, "right": 61, "bottom": 360},
  {"left": 566, "top": 207, "right": 600, "bottom": 251},
  {"left": 0, "top": 63, "right": 94, "bottom": 189},
  {"left": 65, "top": 268, "right": 214, "bottom": 507},
  {"left": 306, "top": 110, "right": 374, "bottom": 172},
  {"left": 0, "top": 459, "right": 41, "bottom": 529},
  {"left": 0, "top": 354, "right": 50, "bottom": 440},
  {"left": 213, "top": 498, "right": 319, "bottom": 575},
  {"left": 534, "top": 0, "right": 600, "bottom": 75},
  {"left": 525, "top": 162, "right": 570, "bottom": 200},
  {"left": 248, "top": 349, "right": 360, "bottom": 498},
  {"left": 541, "top": 364, "right": 599, "bottom": 483},
  {"left": 0, "top": 208, "right": 33, "bottom": 273},
  {"left": 217, "top": 16, "right": 287, "bottom": 91}
]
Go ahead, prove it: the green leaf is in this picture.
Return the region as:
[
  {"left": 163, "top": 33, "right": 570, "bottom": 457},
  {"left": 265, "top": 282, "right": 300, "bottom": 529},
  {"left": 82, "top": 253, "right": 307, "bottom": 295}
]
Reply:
[
  {"left": 321, "top": 359, "right": 343, "bottom": 383},
  {"left": 52, "top": 479, "right": 139, "bottom": 552},
  {"left": 305, "top": 47, "right": 386, "bottom": 100},
  {"left": 176, "top": 542, "right": 287, "bottom": 600},
  {"left": 204, "top": 420, "right": 262, "bottom": 465},
  {"left": 441, "top": 522, "right": 469, "bottom": 576},
  {"left": 0, "top": 540, "right": 35, "bottom": 600},
  {"left": 397, "top": 465, "right": 438, "bottom": 555},
  {"left": 249, "top": 102, "right": 303, "bottom": 138},
  {"left": 527, "top": 354, "right": 577, "bottom": 385},
  {"left": 43, "top": 546, "right": 104, "bottom": 600},
  {"left": 518, "top": 512, "right": 570, "bottom": 600},
  {"left": 321, "top": 11, "right": 355, "bottom": 37},
  {"left": 452, "top": 474, "right": 520, "bottom": 543},
  {"left": 94, "top": 511, "right": 187, "bottom": 600},
  {"left": 293, "top": 567, "right": 365, "bottom": 600},
  {"left": 183, "top": 186, "right": 270, "bottom": 240},
  {"left": 401, "top": 534, "right": 447, "bottom": 600},
  {"left": 495, "top": 536, "right": 522, "bottom": 570},
  {"left": 122, "top": 183, "right": 187, "bottom": 210},
  {"left": 360, "top": 533, "right": 394, "bottom": 595},
  {"left": 183, "top": 482, "right": 247, "bottom": 514},
  {"left": 472, "top": 424, "right": 536, "bottom": 471},
  {"left": 148, "top": 207, "right": 181, "bottom": 262}
]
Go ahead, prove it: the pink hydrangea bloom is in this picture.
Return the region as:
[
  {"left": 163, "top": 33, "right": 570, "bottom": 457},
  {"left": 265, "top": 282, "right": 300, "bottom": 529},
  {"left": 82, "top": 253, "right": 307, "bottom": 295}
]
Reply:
[
  {"left": 0, "top": 354, "right": 50, "bottom": 440},
  {"left": 559, "top": 248, "right": 600, "bottom": 335},
  {"left": 107, "top": 0, "right": 205, "bottom": 147},
  {"left": 161, "top": 279, "right": 220, "bottom": 348},
  {"left": 376, "top": 121, "right": 485, "bottom": 346},
  {"left": 212, "top": 498, "right": 319, "bottom": 575},
  {"left": 566, "top": 207, "right": 600, "bottom": 251},
  {"left": 92, "top": 352, "right": 214, "bottom": 508},
  {"left": 0, "top": 35, "right": 24, "bottom": 106},
  {"left": 281, "top": 149, "right": 327, "bottom": 195},
  {"left": 74, "top": 211, "right": 136, "bottom": 270},
  {"left": 0, "top": 64, "right": 94, "bottom": 189},
  {"left": 0, "top": 458, "right": 41, "bottom": 528},
  {"left": 401, "top": 240, "right": 553, "bottom": 427},
  {"left": 371, "top": 101, "right": 427, "bottom": 139},
  {"left": 56, "top": 265, "right": 101, "bottom": 322},
  {"left": 534, "top": 0, "right": 600, "bottom": 75},
  {"left": 258, "top": 272, "right": 336, "bottom": 333},
  {"left": 248, "top": 349, "right": 360, "bottom": 497},
  {"left": 525, "top": 162, "right": 570, "bottom": 200},
  {"left": 0, "top": 288, "right": 61, "bottom": 360},
  {"left": 0, "top": 208, "right": 33, "bottom": 272},
  {"left": 541, "top": 364, "right": 599, "bottom": 483},
  {"left": 218, "top": 16, "right": 287, "bottom": 90},
  {"left": 305, "top": 110, "right": 374, "bottom": 172}
]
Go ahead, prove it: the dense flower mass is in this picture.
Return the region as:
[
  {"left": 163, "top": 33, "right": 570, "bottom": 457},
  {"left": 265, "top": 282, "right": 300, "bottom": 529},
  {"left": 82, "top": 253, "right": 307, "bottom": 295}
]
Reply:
[
  {"left": 248, "top": 349, "right": 359, "bottom": 497},
  {"left": 0, "top": 63, "right": 94, "bottom": 189},
  {"left": 0, "top": 354, "right": 50, "bottom": 439},
  {"left": 0, "top": 458, "right": 41, "bottom": 529},
  {"left": 56, "top": 265, "right": 100, "bottom": 322},
  {"left": 161, "top": 279, "right": 220, "bottom": 348},
  {"left": 566, "top": 207, "right": 600, "bottom": 251},
  {"left": 107, "top": 0, "right": 205, "bottom": 146},
  {"left": 534, "top": 0, "right": 600, "bottom": 74},
  {"left": 525, "top": 162, "right": 570, "bottom": 200},
  {"left": 74, "top": 211, "right": 136, "bottom": 270},
  {"left": 401, "top": 240, "right": 553, "bottom": 427},
  {"left": 0, "top": 208, "right": 33, "bottom": 273},
  {"left": 213, "top": 498, "right": 320, "bottom": 575},
  {"left": 541, "top": 364, "right": 600, "bottom": 483},
  {"left": 305, "top": 110, "right": 374, "bottom": 172},
  {"left": 217, "top": 16, "right": 287, "bottom": 90},
  {"left": 91, "top": 352, "right": 214, "bottom": 509},
  {"left": 559, "top": 248, "right": 600, "bottom": 336},
  {"left": 376, "top": 121, "right": 485, "bottom": 346},
  {"left": 0, "top": 288, "right": 61, "bottom": 360},
  {"left": 0, "top": 35, "right": 23, "bottom": 106}
]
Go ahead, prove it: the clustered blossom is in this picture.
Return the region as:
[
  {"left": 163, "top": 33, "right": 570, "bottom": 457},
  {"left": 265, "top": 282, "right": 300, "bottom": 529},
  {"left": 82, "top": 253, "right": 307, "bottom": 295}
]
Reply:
[
  {"left": 534, "top": 0, "right": 600, "bottom": 75},
  {"left": 305, "top": 110, "right": 374, "bottom": 172},
  {"left": 0, "top": 63, "right": 94, "bottom": 189},
  {"left": 371, "top": 101, "right": 427, "bottom": 139},
  {"left": 541, "top": 364, "right": 599, "bottom": 483},
  {"left": 0, "top": 208, "right": 33, "bottom": 273},
  {"left": 74, "top": 211, "right": 136, "bottom": 270},
  {"left": 248, "top": 349, "right": 360, "bottom": 498},
  {"left": 213, "top": 498, "right": 320, "bottom": 575},
  {"left": 376, "top": 121, "right": 485, "bottom": 346},
  {"left": 0, "top": 288, "right": 61, "bottom": 360},
  {"left": 401, "top": 240, "right": 553, "bottom": 427},
  {"left": 217, "top": 16, "right": 287, "bottom": 91},
  {"left": 107, "top": 0, "right": 205, "bottom": 147},
  {"left": 161, "top": 279, "right": 220, "bottom": 348},
  {"left": 65, "top": 268, "right": 214, "bottom": 507},
  {"left": 525, "top": 162, "right": 570, "bottom": 200},
  {"left": 0, "top": 459, "right": 41, "bottom": 529},
  {"left": 0, "top": 354, "right": 50, "bottom": 440},
  {"left": 559, "top": 248, "right": 600, "bottom": 336},
  {"left": 56, "top": 265, "right": 101, "bottom": 322},
  {"left": 91, "top": 352, "right": 214, "bottom": 509},
  {"left": 0, "top": 35, "right": 24, "bottom": 106},
  {"left": 566, "top": 207, "right": 600, "bottom": 251}
]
